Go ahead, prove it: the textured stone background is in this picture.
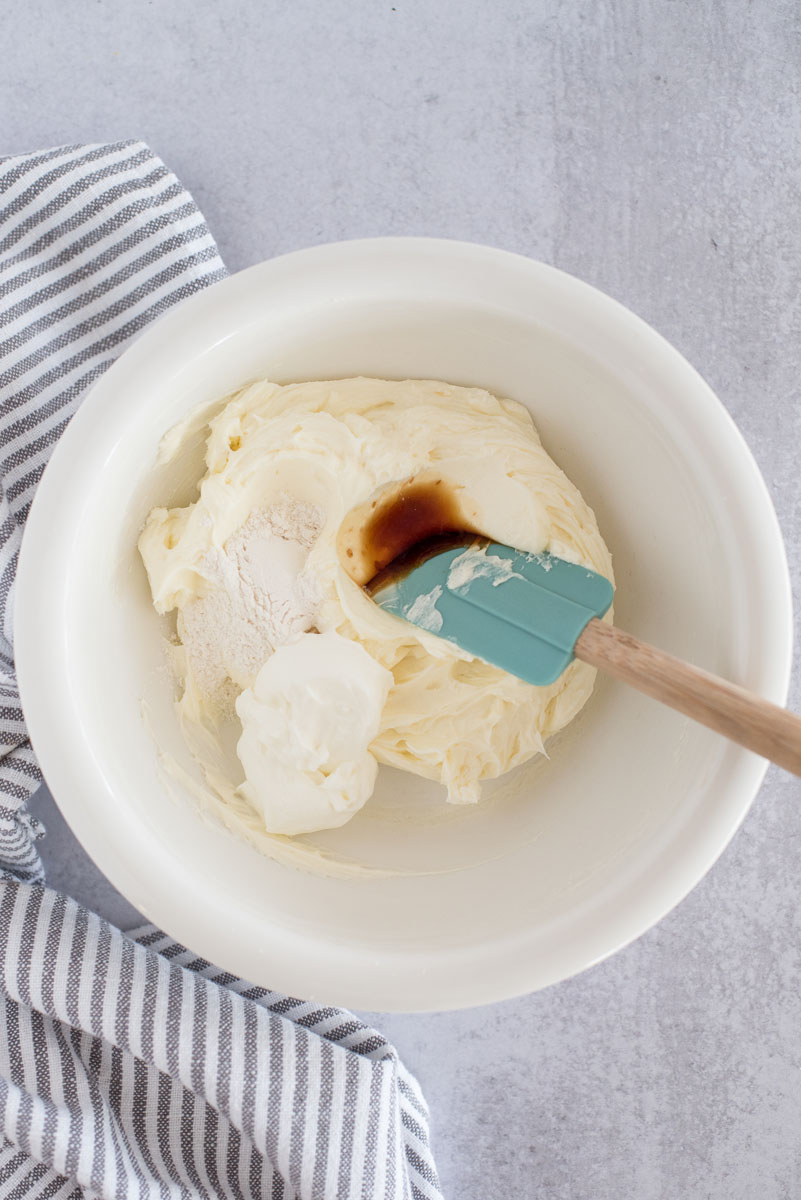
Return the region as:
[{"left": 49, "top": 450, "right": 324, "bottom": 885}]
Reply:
[{"left": 5, "top": 1, "right": 801, "bottom": 1195}]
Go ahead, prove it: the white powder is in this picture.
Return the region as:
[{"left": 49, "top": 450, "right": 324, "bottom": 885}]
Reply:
[{"left": 179, "top": 498, "right": 324, "bottom": 711}]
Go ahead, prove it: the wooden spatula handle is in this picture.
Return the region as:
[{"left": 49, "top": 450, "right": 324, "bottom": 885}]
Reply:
[{"left": 575, "top": 619, "right": 801, "bottom": 777}]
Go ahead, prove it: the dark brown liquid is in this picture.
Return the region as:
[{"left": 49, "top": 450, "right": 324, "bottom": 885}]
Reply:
[
  {"left": 367, "top": 531, "right": 485, "bottom": 595},
  {"left": 360, "top": 479, "right": 478, "bottom": 585}
]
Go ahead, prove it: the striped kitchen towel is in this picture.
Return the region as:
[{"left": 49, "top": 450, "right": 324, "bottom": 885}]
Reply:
[{"left": 0, "top": 142, "right": 442, "bottom": 1200}]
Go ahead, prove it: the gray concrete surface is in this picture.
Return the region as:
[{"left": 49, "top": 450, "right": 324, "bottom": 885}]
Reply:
[{"left": 6, "top": 1, "right": 801, "bottom": 1195}]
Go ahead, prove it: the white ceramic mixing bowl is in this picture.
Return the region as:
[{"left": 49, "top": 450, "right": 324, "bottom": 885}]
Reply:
[{"left": 15, "top": 239, "right": 792, "bottom": 1011}]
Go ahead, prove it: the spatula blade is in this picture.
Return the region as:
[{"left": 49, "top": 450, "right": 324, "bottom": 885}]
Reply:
[{"left": 371, "top": 541, "right": 614, "bottom": 686}]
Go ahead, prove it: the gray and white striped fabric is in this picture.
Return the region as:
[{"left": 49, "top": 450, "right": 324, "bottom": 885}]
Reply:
[
  {"left": 0, "top": 139, "right": 226, "bottom": 882},
  {"left": 0, "top": 142, "right": 442, "bottom": 1200}
]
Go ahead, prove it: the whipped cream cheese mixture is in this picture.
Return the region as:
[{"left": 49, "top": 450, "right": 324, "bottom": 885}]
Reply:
[{"left": 139, "top": 377, "right": 613, "bottom": 840}]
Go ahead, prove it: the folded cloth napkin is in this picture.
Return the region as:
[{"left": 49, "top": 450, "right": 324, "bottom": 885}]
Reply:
[{"left": 0, "top": 142, "right": 442, "bottom": 1200}]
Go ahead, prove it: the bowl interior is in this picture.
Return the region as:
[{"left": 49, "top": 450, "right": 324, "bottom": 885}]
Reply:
[{"left": 21, "top": 242, "right": 790, "bottom": 1009}]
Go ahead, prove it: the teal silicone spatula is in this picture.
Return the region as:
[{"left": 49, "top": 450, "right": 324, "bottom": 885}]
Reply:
[{"left": 370, "top": 538, "right": 801, "bottom": 777}]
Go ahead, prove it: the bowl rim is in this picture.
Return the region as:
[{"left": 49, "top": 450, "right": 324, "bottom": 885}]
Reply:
[{"left": 15, "top": 236, "right": 794, "bottom": 1011}]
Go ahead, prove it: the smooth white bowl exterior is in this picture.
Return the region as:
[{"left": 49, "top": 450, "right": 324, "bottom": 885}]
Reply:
[{"left": 15, "top": 239, "right": 792, "bottom": 1011}]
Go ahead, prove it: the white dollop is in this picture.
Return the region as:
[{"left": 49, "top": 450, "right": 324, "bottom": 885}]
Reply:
[{"left": 235, "top": 631, "right": 393, "bottom": 835}]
